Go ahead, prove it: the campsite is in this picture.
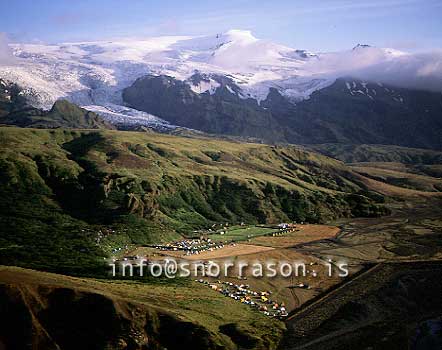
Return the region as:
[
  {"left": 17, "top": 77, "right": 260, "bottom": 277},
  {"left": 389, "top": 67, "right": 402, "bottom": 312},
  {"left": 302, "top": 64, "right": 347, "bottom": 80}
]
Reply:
[{"left": 116, "top": 223, "right": 343, "bottom": 312}]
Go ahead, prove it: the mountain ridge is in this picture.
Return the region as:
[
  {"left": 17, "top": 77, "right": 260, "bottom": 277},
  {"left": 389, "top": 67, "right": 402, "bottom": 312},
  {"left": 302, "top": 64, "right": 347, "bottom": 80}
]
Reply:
[
  {"left": 123, "top": 75, "right": 442, "bottom": 150},
  {"left": 1, "top": 30, "right": 441, "bottom": 150},
  {"left": 1, "top": 29, "right": 440, "bottom": 126}
]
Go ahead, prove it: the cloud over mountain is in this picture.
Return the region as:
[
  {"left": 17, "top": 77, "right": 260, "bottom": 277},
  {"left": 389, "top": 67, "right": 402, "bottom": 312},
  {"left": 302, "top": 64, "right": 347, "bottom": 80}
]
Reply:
[
  {"left": 0, "top": 29, "right": 440, "bottom": 112},
  {"left": 352, "top": 50, "right": 442, "bottom": 92},
  {"left": 0, "top": 33, "right": 16, "bottom": 65}
]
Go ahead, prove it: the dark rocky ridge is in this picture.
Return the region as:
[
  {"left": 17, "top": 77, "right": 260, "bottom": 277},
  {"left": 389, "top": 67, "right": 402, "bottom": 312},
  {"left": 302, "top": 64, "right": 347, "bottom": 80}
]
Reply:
[
  {"left": 123, "top": 75, "right": 442, "bottom": 150},
  {"left": 122, "top": 74, "right": 282, "bottom": 141}
]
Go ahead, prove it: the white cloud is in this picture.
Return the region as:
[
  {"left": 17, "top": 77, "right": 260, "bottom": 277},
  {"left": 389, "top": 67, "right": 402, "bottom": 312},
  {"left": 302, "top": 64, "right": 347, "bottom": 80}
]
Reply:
[
  {"left": 300, "top": 46, "right": 442, "bottom": 92},
  {"left": 349, "top": 50, "right": 442, "bottom": 91},
  {"left": 0, "top": 33, "right": 16, "bottom": 65}
]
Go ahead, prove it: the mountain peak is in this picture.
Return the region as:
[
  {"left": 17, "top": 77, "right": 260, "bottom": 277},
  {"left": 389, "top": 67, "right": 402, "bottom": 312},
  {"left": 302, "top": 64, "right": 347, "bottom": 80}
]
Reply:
[
  {"left": 221, "top": 29, "right": 258, "bottom": 42},
  {"left": 353, "top": 43, "right": 372, "bottom": 50},
  {"left": 47, "top": 99, "right": 114, "bottom": 129}
]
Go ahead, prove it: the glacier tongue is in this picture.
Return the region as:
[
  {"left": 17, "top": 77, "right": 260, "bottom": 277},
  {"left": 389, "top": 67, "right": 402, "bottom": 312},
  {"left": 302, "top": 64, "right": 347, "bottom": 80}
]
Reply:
[{"left": 82, "top": 104, "right": 174, "bottom": 129}]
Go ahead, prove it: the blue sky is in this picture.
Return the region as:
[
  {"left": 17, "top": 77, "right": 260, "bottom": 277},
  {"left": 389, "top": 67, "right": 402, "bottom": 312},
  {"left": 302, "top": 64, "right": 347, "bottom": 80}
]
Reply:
[{"left": 2, "top": 0, "right": 442, "bottom": 52}]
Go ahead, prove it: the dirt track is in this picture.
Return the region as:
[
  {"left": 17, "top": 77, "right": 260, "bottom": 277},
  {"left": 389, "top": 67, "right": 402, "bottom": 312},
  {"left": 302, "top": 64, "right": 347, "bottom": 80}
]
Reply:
[{"left": 164, "top": 243, "right": 275, "bottom": 260}]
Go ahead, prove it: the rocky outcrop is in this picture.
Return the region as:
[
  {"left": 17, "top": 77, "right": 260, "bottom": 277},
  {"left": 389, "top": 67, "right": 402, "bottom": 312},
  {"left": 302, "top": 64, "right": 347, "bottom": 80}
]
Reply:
[
  {"left": 42, "top": 100, "right": 115, "bottom": 129},
  {"left": 0, "top": 80, "right": 113, "bottom": 130}
]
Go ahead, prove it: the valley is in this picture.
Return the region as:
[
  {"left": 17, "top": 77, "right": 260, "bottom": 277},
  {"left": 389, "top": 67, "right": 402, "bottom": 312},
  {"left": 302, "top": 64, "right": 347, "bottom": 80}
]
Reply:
[
  {"left": 0, "top": 124, "right": 441, "bottom": 349},
  {"left": 1, "top": 5, "right": 442, "bottom": 349},
  {"left": 1, "top": 188, "right": 441, "bottom": 349},
  {"left": 0, "top": 126, "right": 390, "bottom": 274}
]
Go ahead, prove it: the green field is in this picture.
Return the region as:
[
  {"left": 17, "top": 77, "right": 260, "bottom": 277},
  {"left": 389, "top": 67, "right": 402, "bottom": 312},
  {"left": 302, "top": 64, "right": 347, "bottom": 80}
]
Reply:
[{"left": 208, "top": 225, "right": 278, "bottom": 242}]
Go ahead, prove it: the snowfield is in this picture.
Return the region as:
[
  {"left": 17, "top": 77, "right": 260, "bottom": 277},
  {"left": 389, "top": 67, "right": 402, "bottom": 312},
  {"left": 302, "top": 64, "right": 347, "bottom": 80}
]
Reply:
[{"left": 0, "top": 29, "right": 440, "bottom": 127}]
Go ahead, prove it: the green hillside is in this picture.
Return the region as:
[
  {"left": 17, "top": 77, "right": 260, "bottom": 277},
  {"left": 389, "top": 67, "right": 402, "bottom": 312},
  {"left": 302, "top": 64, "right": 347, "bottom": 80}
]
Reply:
[
  {"left": 0, "top": 266, "right": 285, "bottom": 350},
  {"left": 309, "top": 143, "right": 442, "bottom": 164},
  {"left": 0, "top": 127, "right": 388, "bottom": 275}
]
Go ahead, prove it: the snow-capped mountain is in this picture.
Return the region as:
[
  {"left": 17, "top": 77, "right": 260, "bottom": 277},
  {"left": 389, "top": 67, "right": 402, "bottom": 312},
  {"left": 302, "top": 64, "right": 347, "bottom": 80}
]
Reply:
[
  {"left": 0, "top": 29, "right": 441, "bottom": 144},
  {"left": 0, "top": 30, "right": 426, "bottom": 111}
]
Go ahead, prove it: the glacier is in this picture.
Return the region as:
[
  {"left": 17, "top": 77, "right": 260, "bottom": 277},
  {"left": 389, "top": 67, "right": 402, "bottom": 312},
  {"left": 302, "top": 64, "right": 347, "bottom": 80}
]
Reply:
[{"left": 0, "top": 29, "right": 440, "bottom": 127}]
